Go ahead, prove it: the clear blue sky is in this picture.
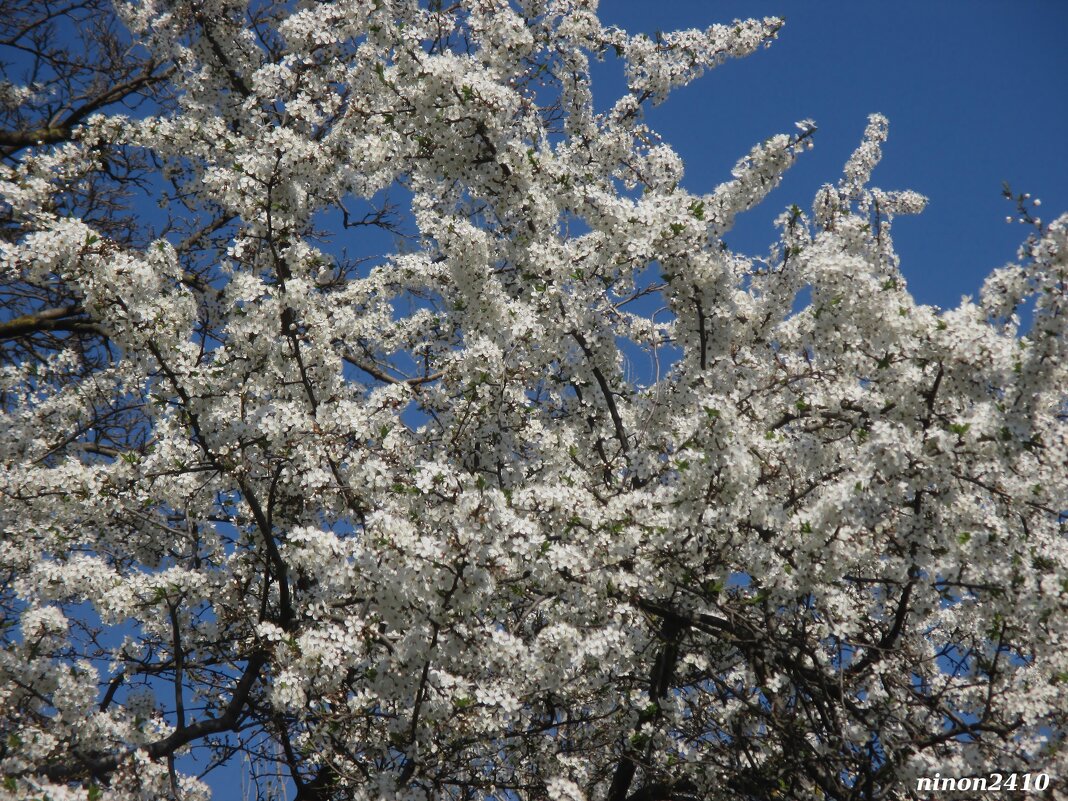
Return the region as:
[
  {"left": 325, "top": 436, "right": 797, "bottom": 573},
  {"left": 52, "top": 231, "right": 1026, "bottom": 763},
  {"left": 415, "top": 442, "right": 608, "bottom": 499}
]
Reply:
[{"left": 594, "top": 0, "right": 1068, "bottom": 310}]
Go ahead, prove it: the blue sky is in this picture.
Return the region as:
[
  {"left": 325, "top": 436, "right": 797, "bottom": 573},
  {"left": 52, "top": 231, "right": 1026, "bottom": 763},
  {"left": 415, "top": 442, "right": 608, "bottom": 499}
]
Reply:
[{"left": 594, "top": 0, "right": 1068, "bottom": 310}]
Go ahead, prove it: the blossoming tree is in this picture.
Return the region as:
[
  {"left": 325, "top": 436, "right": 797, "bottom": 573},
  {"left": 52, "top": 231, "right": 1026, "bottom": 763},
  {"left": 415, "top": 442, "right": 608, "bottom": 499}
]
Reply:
[{"left": 1, "top": 1, "right": 1065, "bottom": 800}]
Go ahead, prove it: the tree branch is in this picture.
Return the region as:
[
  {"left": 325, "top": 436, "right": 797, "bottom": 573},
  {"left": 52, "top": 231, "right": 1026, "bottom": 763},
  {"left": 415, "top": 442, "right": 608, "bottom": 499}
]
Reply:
[{"left": 42, "top": 651, "right": 267, "bottom": 783}]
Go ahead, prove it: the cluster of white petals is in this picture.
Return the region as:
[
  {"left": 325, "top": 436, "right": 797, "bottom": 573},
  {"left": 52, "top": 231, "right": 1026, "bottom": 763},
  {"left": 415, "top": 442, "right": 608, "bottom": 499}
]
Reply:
[{"left": 0, "top": 2, "right": 1065, "bottom": 800}]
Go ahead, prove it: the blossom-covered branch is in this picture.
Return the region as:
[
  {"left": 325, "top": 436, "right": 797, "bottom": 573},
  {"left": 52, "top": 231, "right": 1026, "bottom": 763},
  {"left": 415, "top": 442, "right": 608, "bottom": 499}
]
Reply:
[{"left": 1, "top": 2, "right": 1065, "bottom": 800}]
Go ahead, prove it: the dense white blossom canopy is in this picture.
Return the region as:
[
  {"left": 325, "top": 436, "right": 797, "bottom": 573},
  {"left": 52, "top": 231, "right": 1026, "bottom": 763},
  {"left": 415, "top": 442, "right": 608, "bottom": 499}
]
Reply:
[{"left": 0, "top": 1, "right": 1065, "bottom": 800}]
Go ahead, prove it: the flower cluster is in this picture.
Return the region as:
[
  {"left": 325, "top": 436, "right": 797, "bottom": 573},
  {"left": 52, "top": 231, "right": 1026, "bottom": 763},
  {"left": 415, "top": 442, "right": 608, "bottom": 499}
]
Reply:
[{"left": 1, "top": 2, "right": 1065, "bottom": 800}]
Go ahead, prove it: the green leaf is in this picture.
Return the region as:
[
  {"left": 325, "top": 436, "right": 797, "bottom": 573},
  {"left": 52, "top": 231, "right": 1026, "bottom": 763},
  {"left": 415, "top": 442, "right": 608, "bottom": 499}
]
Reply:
[{"left": 702, "top": 579, "right": 724, "bottom": 595}]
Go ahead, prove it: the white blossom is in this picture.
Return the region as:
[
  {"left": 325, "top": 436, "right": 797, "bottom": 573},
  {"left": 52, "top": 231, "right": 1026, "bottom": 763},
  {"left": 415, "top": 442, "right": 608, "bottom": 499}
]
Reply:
[{"left": 0, "top": 2, "right": 1065, "bottom": 800}]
